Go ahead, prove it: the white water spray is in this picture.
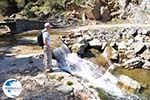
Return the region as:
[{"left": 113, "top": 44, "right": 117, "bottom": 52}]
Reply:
[{"left": 53, "top": 45, "right": 140, "bottom": 99}]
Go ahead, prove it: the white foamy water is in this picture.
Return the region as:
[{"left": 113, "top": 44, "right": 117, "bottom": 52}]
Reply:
[
  {"left": 65, "top": 53, "right": 125, "bottom": 98},
  {"left": 53, "top": 45, "right": 140, "bottom": 99}
]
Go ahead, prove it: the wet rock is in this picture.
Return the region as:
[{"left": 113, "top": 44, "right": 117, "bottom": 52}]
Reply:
[{"left": 117, "top": 75, "right": 141, "bottom": 94}]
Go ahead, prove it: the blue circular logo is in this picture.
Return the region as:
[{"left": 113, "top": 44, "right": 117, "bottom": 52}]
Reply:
[{"left": 2, "top": 79, "right": 22, "bottom": 98}]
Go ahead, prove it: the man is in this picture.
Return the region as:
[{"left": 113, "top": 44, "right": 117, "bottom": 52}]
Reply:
[{"left": 42, "top": 22, "right": 53, "bottom": 73}]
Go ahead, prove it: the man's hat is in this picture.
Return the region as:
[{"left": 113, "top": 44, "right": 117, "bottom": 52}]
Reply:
[{"left": 44, "top": 22, "right": 53, "bottom": 28}]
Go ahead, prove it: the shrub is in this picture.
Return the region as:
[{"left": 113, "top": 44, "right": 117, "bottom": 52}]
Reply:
[{"left": 67, "top": 81, "right": 73, "bottom": 86}]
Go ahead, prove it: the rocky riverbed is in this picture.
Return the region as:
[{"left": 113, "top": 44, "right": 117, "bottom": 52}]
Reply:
[
  {"left": 61, "top": 25, "right": 150, "bottom": 99},
  {"left": 0, "top": 25, "right": 150, "bottom": 100}
]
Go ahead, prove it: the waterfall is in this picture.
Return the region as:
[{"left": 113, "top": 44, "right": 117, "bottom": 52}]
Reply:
[{"left": 53, "top": 45, "right": 140, "bottom": 100}]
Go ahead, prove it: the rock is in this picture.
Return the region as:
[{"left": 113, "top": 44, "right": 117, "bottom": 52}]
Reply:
[
  {"left": 74, "top": 90, "right": 90, "bottom": 100},
  {"left": 102, "top": 44, "right": 119, "bottom": 63},
  {"left": 128, "top": 28, "right": 138, "bottom": 37},
  {"left": 133, "top": 41, "right": 147, "bottom": 54},
  {"left": 52, "top": 59, "right": 59, "bottom": 67},
  {"left": 118, "top": 41, "right": 126, "bottom": 50},
  {"left": 123, "top": 57, "right": 144, "bottom": 69},
  {"left": 33, "top": 73, "right": 48, "bottom": 86},
  {"left": 134, "top": 34, "right": 144, "bottom": 42},
  {"left": 100, "top": 6, "right": 111, "bottom": 22},
  {"left": 118, "top": 0, "right": 129, "bottom": 9},
  {"left": 88, "top": 39, "right": 102, "bottom": 49},
  {"left": 73, "top": 32, "right": 82, "bottom": 38},
  {"left": 142, "top": 60, "right": 150, "bottom": 70},
  {"left": 56, "top": 85, "right": 73, "bottom": 94},
  {"left": 127, "top": 39, "right": 134, "bottom": 46},
  {"left": 83, "top": 34, "right": 93, "bottom": 41},
  {"left": 117, "top": 75, "right": 141, "bottom": 94},
  {"left": 125, "top": 50, "right": 135, "bottom": 59},
  {"left": 145, "top": 30, "right": 150, "bottom": 36},
  {"left": 140, "top": 0, "right": 150, "bottom": 13},
  {"left": 140, "top": 49, "right": 150, "bottom": 60},
  {"left": 71, "top": 43, "right": 88, "bottom": 55},
  {"left": 76, "top": 37, "right": 86, "bottom": 44}
]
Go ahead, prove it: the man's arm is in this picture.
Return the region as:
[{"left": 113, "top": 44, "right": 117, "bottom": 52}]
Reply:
[{"left": 45, "top": 37, "right": 51, "bottom": 49}]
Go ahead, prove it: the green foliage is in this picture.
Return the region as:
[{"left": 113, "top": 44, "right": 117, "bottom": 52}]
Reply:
[
  {"left": 67, "top": 81, "right": 73, "bottom": 86},
  {"left": 74, "top": 0, "right": 81, "bottom": 6},
  {"left": 20, "top": 0, "right": 66, "bottom": 18},
  {"left": 57, "top": 76, "right": 64, "bottom": 81},
  {"left": 22, "top": 2, "right": 37, "bottom": 18},
  {"left": 0, "top": 0, "right": 18, "bottom": 16}
]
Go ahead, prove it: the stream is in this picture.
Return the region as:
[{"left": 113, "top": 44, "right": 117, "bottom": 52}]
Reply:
[{"left": 53, "top": 44, "right": 141, "bottom": 100}]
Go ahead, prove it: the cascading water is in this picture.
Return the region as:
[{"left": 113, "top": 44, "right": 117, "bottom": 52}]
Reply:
[{"left": 53, "top": 44, "right": 140, "bottom": 100}]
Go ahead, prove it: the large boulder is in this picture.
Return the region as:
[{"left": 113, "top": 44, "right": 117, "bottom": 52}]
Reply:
[{"left": 117, "top": 75, "right": 141, "bottom": 94}]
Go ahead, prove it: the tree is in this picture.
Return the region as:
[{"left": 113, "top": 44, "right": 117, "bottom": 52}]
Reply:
[{"left": 0, "top": 0, "right": 18, "bottom": 16}]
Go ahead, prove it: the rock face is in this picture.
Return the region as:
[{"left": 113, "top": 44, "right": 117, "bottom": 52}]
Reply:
[
  {"left": 64, "top": 0, "right": 150, "bottom": 23},
  {"left": 62, "top": 26, "right": 150, "bottom": 70}
]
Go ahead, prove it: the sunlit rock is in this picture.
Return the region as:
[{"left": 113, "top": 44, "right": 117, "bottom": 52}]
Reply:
[
  {"left": 76, "top": 37, "right": 86, "bottom": 44},
  {"left": 89, "top": 38, "right": 102, "bottom": 48},
  {"left": 118, "top": 41, "right": 126, "bottom": 51},
  {"left": 117, "top": 75, "right": 141, "bottom": 94},
  {"left": 83, "top": 34, "right": 93, "bottom": 41},
  {"left": 102, "top": 43, "right": 119, "bottom": 63},
  {"left": 134, "top": 34, "right": 144, "bottom": 42},
  {"left": 71, "top": 43, "right": 88, "bottom": 55},
  {"left": 142, "top": 60, "right": 150, "bottom": 70},
  {"left": 52, "top": 59, "right": 59, "bottom": 67},
  {"left": 56, "top": 85, "right": 73, "bottom": 94},
  {"left": 140, "top": 49, "right": 150, "bottom": 60},
  {"left": 123, "top": 57, "right": 144, "bottom": 69},
  {"left": 133, "top": 41, "right": 147, "bottom": 54}
]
